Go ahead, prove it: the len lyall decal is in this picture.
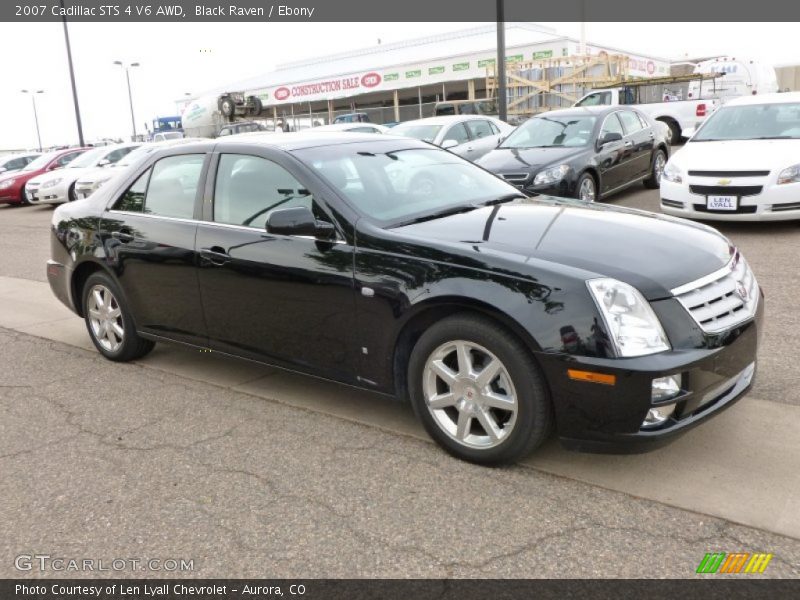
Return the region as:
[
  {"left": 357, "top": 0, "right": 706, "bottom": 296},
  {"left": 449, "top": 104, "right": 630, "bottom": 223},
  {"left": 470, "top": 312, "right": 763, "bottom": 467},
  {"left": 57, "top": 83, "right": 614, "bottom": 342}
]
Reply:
[{"left": 696, "top": 552, "right": 773, "bottom": 574}]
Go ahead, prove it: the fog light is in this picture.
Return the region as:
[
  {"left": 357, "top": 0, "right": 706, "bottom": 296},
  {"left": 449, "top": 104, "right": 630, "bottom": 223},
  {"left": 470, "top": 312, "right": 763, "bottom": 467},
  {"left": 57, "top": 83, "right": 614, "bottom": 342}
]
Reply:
[
  {"left": 642, "top": 403, "right": 676, "bottom": 429},
  {"left": 652, "top": 374, "right": 682, "bottom": 402}
]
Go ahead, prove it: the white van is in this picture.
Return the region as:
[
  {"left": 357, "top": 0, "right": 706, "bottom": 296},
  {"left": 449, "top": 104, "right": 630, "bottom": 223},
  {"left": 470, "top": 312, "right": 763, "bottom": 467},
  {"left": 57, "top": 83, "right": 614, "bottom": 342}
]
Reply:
[{"left": 688, "top": 57, "right": 778, "bottom": 102}]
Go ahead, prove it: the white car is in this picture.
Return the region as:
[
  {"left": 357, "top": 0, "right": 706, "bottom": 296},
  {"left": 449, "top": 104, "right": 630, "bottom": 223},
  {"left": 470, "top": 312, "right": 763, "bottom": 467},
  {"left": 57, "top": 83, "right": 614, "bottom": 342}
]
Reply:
[
  {"left": 390, "top": 115, "right": 514, "bottom": 161},
  {"left": 74, "top": 138, "right": 202, "bottom": 199},
  {"left": 26, "top": 143, "right": 139, "bottom": 204},
  {"left": 310, "top": 123, "right": 390, "bottom": 134},
  {"left": 660, "top": 92, "right": 800, "bottom": 221},
  {"left": 0, "top": 152, "right": 40, "bottom": 175}
]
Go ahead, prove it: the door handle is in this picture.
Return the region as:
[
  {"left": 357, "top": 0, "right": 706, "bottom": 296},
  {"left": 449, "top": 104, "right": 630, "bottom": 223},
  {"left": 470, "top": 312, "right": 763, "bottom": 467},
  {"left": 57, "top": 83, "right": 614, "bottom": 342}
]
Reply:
[
  {"left": 111, "top": 229, "right": 134, "bottom": 243},
  {"left": 200, "top": 246, "right": 230, "bottom": 266}
]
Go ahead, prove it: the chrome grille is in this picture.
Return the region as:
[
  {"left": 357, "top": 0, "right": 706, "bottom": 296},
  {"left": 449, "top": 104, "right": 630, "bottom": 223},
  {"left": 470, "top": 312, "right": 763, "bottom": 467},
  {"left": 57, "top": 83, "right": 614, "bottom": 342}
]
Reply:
[
  {"left": 671, "top": 252, "right": 759, "bottom": 334},
  {"left": 500, "top": 173, "right": 530, "bottom": 187}
]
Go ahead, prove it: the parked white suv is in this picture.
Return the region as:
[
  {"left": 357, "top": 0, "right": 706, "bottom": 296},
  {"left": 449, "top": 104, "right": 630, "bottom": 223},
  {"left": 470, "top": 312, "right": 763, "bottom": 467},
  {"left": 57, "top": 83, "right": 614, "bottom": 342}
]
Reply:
[{"left": 660, "top": 92, "right": 800, "bottom": 221}]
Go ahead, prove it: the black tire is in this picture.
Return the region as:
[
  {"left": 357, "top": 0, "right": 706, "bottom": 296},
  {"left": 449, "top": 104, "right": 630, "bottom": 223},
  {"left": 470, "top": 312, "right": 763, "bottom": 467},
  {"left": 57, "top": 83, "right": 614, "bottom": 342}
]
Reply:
[
  {"left": 660, "top": 119, "right": 682, "bottom": 145},
  {"left": 219, "top": 95, "right": 236, "bottom": 118},
  {"left": 81, "top": 271, "right": 155, "bottom": 362},
  {"left": 407, "top": 313, "right": 553, "bottom": 465},
  {"left": 67, "top": 182, "right": 77, "bottom": 202},
  {"left": 644, "top": 149, "right": 667, "bottom": 189},
  {"left": 248, "top": 95, "right": 263, "bottom": 115},
  {"left": 19, "top": 186, "right": 30, "bottom": 206},
  {"left": 575, "top": 172, "right": 597, "bottom": 202}
]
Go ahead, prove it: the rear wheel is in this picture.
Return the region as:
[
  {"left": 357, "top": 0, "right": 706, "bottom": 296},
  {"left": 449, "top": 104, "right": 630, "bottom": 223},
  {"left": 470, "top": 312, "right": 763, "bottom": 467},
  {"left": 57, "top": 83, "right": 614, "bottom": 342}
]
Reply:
[
  {"left": 644, "top": 149, "right": 667, "bottom": 189},
  {"left": 19, "top": 186, "right": 30, "bottom": 206},
  {"left": 659, "top": 119, "right": 682, "bottom": 145},
  {"left": 407, "top": 314, "right": 553, "bottom": 465},
  {"left": 82, "top": 271, "right": 155, "bottom": 362}
]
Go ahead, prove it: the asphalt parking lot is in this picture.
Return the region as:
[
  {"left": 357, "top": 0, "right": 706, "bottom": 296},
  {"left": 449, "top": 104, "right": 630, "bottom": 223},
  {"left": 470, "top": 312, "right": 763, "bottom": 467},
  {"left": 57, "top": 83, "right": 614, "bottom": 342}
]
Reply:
[{"left": 1, "top": 187, "right": 799, "bottom": 578}]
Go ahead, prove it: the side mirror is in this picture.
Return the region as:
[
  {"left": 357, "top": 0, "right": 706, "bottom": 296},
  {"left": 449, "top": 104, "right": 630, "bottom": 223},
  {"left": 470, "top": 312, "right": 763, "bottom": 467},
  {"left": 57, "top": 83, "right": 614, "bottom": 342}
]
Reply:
[
  {"left": 598, "top": 131, "right": 623, "bottom": 147},
  {"left": 97, "top": 159, "right": 110, "bottom": 168},
  {"left": 441, "top": 139, "right": 459, "bottom": 150},
  {"left": 496, "top": 135, "right": 507, "bottom": 147},
  {"left": 266, "top": 206, "right": 336, "bottom": 240}
]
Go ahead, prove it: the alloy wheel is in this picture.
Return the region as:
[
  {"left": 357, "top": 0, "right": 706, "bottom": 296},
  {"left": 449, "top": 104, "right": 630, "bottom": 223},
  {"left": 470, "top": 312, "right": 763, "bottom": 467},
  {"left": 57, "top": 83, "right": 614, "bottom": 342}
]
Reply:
[
  {"left": 579, "top": 176, "right": 596, "bottom": 202},
  {"left": 423, "top": 340, "right": 518, "bottom": 449},
  {"left": 87, "top": 284, "right": 124, "bottom": 352},
  {"left": 654, "top": 153, "right": 666, "bottom": 183}
]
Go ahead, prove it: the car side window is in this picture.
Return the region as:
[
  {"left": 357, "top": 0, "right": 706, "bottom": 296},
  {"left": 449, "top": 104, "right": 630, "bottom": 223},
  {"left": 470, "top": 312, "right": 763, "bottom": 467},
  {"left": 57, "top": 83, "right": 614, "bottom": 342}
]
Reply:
[
  {"left": 487, "top": 121, "right": 500, "bottom": 135},
  {"left": 600, "top": 113, "right": 625, "bottom": 138},
  {"left": 465, "top": 120, "right": 494, "bottom": 140},
  {"left": 56, "top": 152, "right": 80, "bottom": 167},
  {"left": 143, "top": 154, "right": 204, "bottom": 219},
  {"left": 5, "top": 158, "right": 24, "bottom": 170},
  {"left": 635, "top": 112, "right": 650, "bottom": 130},
  {"left": 113, "top": 168, "right": 150, "bottom": 212},
  {"left": 618, "top": 111, "right": 644, "bottom": 135},
  {"left": 577, "top": 92, "right": 611, "bottom": 107},
  {"left": 444, "top": 123, "right": 470, "bottom": 145},
  {"left": 214, "top": 154, "right": 316, "bottom": 230}
]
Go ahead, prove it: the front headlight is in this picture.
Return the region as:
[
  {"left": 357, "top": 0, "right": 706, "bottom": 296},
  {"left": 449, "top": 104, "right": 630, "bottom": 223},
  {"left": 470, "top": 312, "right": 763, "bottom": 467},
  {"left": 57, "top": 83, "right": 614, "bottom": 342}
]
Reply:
[
  {"left": 777, "top": 163, "right": 800, "bottom": 185},
  {"left": 533, "top": 164, "right": 570, "bottom": 186},
  {"left": 662, "top": 162, "right": 683, "bottom": 184},
  {"left": 41, "top": 178, "right": 63, "bottom": 189},
  {"left": 0, "top": 179, "right": 15, "bottom": 190},
  {"left": 587, "top": 278, "right": 671, "bottom": 358}
]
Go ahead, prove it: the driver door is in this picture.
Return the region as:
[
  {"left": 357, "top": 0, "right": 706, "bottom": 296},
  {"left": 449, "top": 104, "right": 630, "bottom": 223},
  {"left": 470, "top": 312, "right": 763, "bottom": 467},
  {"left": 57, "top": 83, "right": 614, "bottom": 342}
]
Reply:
[{"left": 195, "top": 149, "right": 359, "bottom": 382}]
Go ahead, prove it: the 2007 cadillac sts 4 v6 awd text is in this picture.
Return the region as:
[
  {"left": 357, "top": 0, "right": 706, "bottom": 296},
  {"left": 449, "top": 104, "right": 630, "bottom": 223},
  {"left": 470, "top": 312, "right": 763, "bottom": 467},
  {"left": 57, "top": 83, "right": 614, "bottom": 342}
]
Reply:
[{"left": 47, "top": 133, "right": 763, "bottom": 464}]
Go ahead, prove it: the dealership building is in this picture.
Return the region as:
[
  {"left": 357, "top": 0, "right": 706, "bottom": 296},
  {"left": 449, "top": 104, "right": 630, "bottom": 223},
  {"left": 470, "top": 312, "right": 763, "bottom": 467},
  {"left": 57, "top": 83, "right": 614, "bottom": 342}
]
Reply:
[{"left": 188, "top": 23, "right": 671, "bottom": 126}]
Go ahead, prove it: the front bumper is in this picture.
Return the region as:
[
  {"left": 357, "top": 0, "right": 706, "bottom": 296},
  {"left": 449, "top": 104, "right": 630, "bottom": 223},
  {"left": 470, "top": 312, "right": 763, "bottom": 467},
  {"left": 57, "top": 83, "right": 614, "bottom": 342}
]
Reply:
[
  {"left": 536, "top": 295, "right": 763, "bottom": 453},
  {"left": 661, "top": 178, "right": 800, "bottom": 221},
  {"left": 28, "top": 181, "right": 69, "bottom": 205}
]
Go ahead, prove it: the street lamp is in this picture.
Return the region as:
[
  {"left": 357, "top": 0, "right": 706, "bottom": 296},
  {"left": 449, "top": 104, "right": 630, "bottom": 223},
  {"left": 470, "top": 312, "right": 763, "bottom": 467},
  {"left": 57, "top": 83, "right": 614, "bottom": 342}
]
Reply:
[
  {"left": 113, "top": 61, "right": 140, "bottom": 140},
  {"left": 21, "top": 89, "right": 44, "bottom": 152}
]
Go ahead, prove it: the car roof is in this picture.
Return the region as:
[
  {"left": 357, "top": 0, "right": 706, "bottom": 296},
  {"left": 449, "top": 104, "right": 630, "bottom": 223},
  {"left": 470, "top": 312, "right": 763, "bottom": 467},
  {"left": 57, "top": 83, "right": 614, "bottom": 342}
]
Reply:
[
  {"left": 211, "top": 131, "right": 426, "bottom": 151},
  {"left": 535, "top": 106, "right": 619, "bottom": 118},
  {"left": 395, "top": 115, "right": 503, "bottom": 126},
  {"left": 724, "top": 92, "right": 800, "bottom": 106}
]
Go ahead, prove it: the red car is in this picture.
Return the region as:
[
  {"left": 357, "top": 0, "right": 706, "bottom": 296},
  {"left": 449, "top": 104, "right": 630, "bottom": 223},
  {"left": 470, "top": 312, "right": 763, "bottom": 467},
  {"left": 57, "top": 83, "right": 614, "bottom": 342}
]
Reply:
[{"left": 0, "top": 147, "right": 88, "bottom": 206}]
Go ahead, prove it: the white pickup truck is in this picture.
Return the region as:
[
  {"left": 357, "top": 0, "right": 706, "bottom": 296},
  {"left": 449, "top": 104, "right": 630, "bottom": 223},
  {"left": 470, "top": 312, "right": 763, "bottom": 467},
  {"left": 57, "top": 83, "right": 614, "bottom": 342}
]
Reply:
[{"left": 574, "top": 86, "right": 720, "bottom": 144}]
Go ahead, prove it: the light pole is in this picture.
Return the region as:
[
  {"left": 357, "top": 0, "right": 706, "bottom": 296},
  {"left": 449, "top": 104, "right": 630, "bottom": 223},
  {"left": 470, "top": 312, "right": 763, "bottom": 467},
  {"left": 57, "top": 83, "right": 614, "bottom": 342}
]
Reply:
[
  {"left": 114, "top": 61, "right": 140, "bottom": 140},
  {"left": 21, "top": 89, "right": 44, "bottom": 152},
  {"left": 496, "top": 0, "right": 507, "bottom": 123}
]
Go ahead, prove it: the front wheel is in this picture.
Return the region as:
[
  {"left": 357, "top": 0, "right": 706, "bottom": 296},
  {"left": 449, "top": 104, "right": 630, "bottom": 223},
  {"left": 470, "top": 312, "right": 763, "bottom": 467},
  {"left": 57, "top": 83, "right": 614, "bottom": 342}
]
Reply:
[
  {"left": 576, "top": 173, "right": 597, "bottom": 202},
  {"left": 82, "top": 271, "right": 155, "bottom": 362},
  {"left": 407, "top": 314, "right": 553, "bottom": 465},
  {"left": 644, "top": 149, "right": 667, "bottom": 189}
]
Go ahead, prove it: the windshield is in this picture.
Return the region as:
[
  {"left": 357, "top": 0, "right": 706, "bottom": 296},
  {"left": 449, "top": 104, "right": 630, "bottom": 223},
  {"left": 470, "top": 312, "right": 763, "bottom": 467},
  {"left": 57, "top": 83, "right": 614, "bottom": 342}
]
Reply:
[
  {"left": 693, "top": 102, "right": 800, "bottom": 141},
  {"left": 115, "top": 145, "right": 158, "bottom": 168},
  {"left": 501, "top": 115, "right": 597, "bottom": 148},
  {"left": 22, "top": 151, "right": 63, "bottom": 171},
  {"left": 68, "top": 147, "right": 108, "bottom": 168},
  {"left": 294, "top": 142, "right": 519, "bottom": 225},
  {"left": 390, "top": 124, "right": 443, "bottom": 143}
]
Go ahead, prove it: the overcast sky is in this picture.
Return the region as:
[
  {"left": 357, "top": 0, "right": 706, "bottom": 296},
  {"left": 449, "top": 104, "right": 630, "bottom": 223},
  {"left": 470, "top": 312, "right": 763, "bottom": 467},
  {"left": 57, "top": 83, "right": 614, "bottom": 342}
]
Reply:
[{"left": 1, "top": 21, "right": 798, "bottom": 149}]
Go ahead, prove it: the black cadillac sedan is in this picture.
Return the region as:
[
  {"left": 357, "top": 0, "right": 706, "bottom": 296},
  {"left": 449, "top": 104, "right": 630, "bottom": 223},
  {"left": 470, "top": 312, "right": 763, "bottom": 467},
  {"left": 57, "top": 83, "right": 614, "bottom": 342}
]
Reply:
[
  {"left": 48, "top": 133, "right": 761, "bottom": 465},
  {"left": 476, "top": 106, "right": 670, "bottom": 201}
]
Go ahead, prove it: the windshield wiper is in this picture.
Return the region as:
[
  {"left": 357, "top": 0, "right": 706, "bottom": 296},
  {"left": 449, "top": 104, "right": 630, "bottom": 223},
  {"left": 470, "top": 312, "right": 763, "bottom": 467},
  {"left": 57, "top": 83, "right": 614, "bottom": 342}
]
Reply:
[
  {"left": 391, "top": 204, "right": 480, "bottom": 227},
  {"left": 482, "top": 193, "right": 527, "bottom": 206}
]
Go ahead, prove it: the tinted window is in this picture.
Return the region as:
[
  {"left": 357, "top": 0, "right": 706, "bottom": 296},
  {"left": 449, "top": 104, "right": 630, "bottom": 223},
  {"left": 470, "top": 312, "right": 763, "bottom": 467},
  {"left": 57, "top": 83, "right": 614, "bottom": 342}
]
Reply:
[
  {"left": 618, "top": 111, "right": 644, "bottom": 134},
  {"left": 114, "top": 169, "right": 150, "bottom": 212},
  {"left": 444, "top": 123, "right": 470, "bottom": 145},
  {"left": 144, "top": 154, "right": 204, "bottom": 219},
  {"left": 436, "top": 104, "right": 456, "bottom": 116},
  {"left": 4, "top": 158, "right": 24, "bottom": 170},
  {"left": 465, "top": 120, "right": 494, "bottom": 140},
  {"left": 214, "top": 154, "right": 313, "bottom": 229},
  {"left": 601, "top": 113, "right": 625, "bottom": 138}
]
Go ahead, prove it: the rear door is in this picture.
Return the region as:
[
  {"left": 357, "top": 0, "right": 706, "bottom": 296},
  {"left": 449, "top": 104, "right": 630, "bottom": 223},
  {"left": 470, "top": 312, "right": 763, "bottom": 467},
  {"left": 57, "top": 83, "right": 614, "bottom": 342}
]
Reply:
[
  {"left": 595, "top": 112, "right": 629, "bottom": 194},
  {"left": 464, "top": 119, "right": 501, "bottom": 160},
  {"left": 195, "top": 148, "right": 358, "bottom": 381},
  {"left": 100, "top": 152, "right": 209, "bottom": 345},
  {"left": 618, "top": 110, "right": 654, "bottom": 179}
]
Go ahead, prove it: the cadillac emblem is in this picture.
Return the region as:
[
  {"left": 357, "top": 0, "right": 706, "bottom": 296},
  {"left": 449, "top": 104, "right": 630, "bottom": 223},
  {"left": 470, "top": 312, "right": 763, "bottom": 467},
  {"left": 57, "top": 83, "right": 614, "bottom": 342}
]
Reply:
[{"left": 736, "top": 280, "right": 749, "bottom": 302}]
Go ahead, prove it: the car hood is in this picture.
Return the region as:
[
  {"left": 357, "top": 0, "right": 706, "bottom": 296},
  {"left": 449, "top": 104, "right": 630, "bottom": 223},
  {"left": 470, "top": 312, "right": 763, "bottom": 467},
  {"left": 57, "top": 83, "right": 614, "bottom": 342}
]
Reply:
[
  {"left": 671, "top": 139, "right": 800, "bottom": 171},
  {"left": 477, "top": 146, "right": 588, "bottom": 175},
  {"left": 393, "top": 198, "right": 733, "bottom": 300}
]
